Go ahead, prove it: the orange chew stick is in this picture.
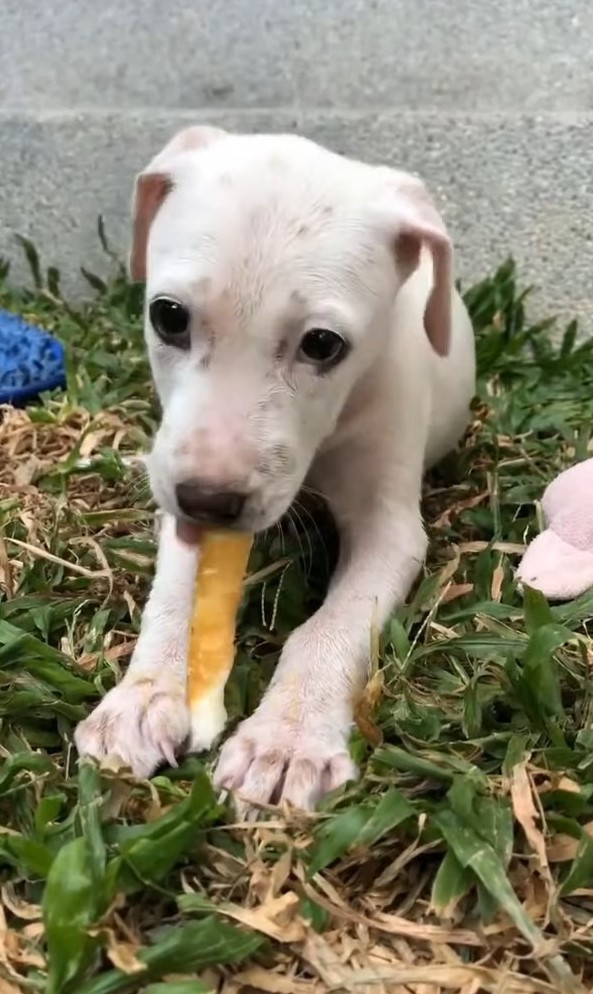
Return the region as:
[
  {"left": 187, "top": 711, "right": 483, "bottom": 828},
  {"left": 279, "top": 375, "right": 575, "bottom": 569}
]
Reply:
[{"left": 187, "top": 530, "right": 253, "bottom": 751}]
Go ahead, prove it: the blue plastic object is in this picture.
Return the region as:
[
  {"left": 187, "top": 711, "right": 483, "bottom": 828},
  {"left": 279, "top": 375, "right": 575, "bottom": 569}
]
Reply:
[{"left": 0, "top": 309, "right": 66, "bottom": 406}]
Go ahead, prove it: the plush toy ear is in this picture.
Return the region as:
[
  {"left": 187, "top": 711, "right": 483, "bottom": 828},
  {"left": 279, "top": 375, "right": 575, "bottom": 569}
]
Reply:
[
  {"left": 382, "top": 173, "right": 453, "bottom": 357},
  {"left": 516, "top": 528, "right": 593, "bottom": 601},
  {"left": 129, "top": 125, "right": 227, "bottom": 282}
]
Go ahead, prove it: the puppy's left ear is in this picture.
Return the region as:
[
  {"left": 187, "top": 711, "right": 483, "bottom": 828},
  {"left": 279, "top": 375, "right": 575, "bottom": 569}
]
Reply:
[
  {"left": 130, "top": 125, "right": 227, "bottom": 282},
  {"left": 381, "top": 173, "right": 453, "bottom": 357}
]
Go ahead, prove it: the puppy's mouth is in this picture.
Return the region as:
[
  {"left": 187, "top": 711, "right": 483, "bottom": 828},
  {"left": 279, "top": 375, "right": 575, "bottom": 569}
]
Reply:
[
  {"left": 174, "top": 489, "right": 298, "bottom": 544},
  {"left": 149, "top": 464, "right": 305, "bottom": 541},
  {"left": 176, "top": 490, "right": 336, "bottom": 565},
  {"left": 175, "top": 517, "right": 253, "bottom": 545},
  {"left": 176, "top": 519, "right": 203, "bottom": 545}
]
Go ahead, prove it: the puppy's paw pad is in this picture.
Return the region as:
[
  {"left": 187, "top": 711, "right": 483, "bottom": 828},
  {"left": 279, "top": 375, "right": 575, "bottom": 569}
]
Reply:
[
  {"left": 74, "top": 679, "right": 190, "bottom": 779},
  {"left": 214, "top": 717, "right": 357, "bottom": 814}
]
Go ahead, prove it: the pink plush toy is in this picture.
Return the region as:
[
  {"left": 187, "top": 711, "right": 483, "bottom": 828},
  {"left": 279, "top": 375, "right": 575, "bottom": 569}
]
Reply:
[{"left": 516, "top": 458, "right": 593, "bottom": 601}]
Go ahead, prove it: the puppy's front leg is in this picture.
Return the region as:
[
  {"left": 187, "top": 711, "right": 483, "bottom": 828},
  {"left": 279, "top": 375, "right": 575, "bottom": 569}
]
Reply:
[
  {"left": 214, "top": 469, "right": 427, "bottom": 811},
  {"left": 75, "top": 514, "right": 198, "bottom": 776}
]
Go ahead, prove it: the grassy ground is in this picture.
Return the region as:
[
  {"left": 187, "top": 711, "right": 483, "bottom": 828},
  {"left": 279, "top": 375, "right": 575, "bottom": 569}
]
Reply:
[{"left": 1, "top": 236, "right": 593, "bottom": 994}]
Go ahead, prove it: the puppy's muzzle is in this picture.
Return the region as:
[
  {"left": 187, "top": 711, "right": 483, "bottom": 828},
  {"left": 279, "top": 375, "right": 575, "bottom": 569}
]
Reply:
[{"left": 175, "top": 479, "right": 246, "bottom": 526}]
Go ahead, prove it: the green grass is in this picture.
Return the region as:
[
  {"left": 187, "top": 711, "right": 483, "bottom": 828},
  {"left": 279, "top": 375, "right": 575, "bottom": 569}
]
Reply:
[{"left": 2, "top": 234, "right": 593, "bottom": 994}]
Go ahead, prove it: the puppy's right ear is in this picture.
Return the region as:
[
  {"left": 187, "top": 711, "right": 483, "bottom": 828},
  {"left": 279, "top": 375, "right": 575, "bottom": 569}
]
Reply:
[{"left": 129, "top": 125, "right": 227, "bottom": 282}]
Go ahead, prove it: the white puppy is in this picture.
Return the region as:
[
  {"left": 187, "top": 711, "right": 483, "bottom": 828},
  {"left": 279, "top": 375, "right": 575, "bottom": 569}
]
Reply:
[{"left": 75, "top": 126, "right": 475, "bottom": 809}]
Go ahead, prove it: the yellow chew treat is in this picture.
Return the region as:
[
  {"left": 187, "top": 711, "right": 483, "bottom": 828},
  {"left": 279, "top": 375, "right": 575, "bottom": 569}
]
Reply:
[{"left": 187, "top": 530, "right": 253, "bottom": 751}]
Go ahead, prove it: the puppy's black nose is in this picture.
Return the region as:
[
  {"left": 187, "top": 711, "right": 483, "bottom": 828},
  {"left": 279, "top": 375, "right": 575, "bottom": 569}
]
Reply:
[{"left": 175, "top": 480, "right": 246, "bottom": 525}]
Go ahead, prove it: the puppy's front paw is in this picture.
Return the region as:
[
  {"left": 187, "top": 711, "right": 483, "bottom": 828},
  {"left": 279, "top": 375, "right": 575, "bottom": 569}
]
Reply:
[
  {"left": 74, "top": 678, "right": 190, "bottom": 778},
  {"left": 213, "top": 710, "right": 357, "bottom": 813}
]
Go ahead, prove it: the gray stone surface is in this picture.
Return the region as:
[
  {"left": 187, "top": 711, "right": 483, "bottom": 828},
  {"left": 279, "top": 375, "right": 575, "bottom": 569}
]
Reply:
[
  {"left": 0, "top": 0, "right": 592, "bottom": 329},
  {"left": 2, "top": 0, "right": 593, "bottom": 112}
]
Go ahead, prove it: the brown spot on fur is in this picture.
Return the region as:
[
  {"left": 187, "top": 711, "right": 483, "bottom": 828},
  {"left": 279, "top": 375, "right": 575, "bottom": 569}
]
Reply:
[
  {"left": 275, "top": 338, "right": 289, "bottom": 362},
  {"left": 200, "top": 289, "right": 237, "bottom": 341},
  {"left": 297, "top": 223, "right": 309, "bottom": 237},
  {"left": 290, "top": 290, "right": 306, "bottom": 307}
]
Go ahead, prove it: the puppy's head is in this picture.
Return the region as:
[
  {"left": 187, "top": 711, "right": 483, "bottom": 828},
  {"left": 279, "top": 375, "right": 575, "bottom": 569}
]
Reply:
[{"left": 132, "top": 126, "right": 452, "bottom": 532}]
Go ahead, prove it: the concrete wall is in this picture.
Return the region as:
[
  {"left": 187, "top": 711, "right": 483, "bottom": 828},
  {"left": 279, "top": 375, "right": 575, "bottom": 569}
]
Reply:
[{"left": 1, "top": 0, "right": 592, "bottom": 327}]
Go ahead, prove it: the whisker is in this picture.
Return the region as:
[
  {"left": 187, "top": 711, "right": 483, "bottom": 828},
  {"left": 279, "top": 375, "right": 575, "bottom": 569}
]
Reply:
[
  {"left": 286, "top": 504, "right": 308, "bottom": 576},
  {"left": 124, "top": 478, "right": 152, "bottom": 507},
  {"left": 288, "top": 502, "right": 314, "bottom": 578},
  {"left": 293, "top": 497, "right": 330, "bottom": 577},
  {"left": 300, "top": 483, "right": 327, "bottom": 503},
  {"left": 276, "top": 517, "right": 287, "bottom": 558}
]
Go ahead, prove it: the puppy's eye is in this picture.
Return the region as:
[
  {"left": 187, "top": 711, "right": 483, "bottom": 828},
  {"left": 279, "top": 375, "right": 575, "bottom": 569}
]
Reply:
[
  {"left": 149, "top": 296, "right": 191, "bottom": 348},
  {"left": 298, "top": 328, "right": 348, "bottom": 368}
]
